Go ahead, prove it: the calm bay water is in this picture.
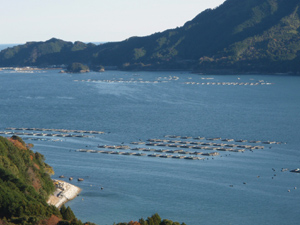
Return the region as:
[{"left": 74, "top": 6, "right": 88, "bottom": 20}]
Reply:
[{"left": 0, "top": 69, "right": 299, "bottom": 225}]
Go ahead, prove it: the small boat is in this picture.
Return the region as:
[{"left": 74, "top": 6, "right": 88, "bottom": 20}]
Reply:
[
  {"left": 222, "top": 138, "right": 234, "bottom": 142},
  {"left": 249, "top": 140, "right": 261, "bottom": 143},
  {"left": 262, "top": 141, "right": 276, "bottom": 144},
  {"left": 133, "top": 153, "right": 146, "bottom": 156},
  {"left": 78, "top": 178, "right": 84, "bottom": 181},
  {"left": 59, "top": 175, "right": 65, "bottom": 178},
  {"left": 194, "top": 137, "right": 205, "bottom": 140},
  {"left": 69, "top": 177, "right": 73, "bottom": 181},
  {"left": 148, "top": 154, "right": 160, "bottom": 157},
  {"left": 290, "top": 168, "right": 300, "bottom": 173}
]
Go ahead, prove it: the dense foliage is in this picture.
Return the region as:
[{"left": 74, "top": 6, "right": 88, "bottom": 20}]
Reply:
[
  {"left": 114, "top": 213, "right": 186, "bottom": 225},
  {"left": 0, "top": 136, "right": 60, "bottom": 223},
  {"left": 60, "top": 205, "right": 76, "bottom": 221},
  {"left": 66, "top": 62, "right": 89, "bottom": 73},
  {"left": 0, "top": 0, "right": 300, "bottom": 73},
  {"left": 0, "top": 136, "right": 84, "bottom": 224},
  {"left": 196, "top": 0, "right": 300, "bottom": 73},
  {"left": 0, "top": 38, "right": 96, "bottom": 67}
]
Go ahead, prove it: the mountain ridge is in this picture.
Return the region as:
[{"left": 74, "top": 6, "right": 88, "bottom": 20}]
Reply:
[{"left": 1, "top": 0, "right": 300, "bottom": 74}]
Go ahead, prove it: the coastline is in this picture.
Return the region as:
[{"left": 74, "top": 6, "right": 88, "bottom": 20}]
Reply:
[
  {"left": 1, "top": 66, "right": 299, "bottom": 75},
  {"left": 47, "top": 180, "right": 81, "bottom": 208}
]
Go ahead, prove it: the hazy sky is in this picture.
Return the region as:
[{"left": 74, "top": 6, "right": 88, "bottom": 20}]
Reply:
[{"left": 1, "top": 0, "right": 225, "bottom": 44}]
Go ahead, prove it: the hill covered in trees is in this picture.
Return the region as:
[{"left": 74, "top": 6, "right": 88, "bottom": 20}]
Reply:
[
  {"left": 0, "top": 39, "right": 96, "bottom": 67},
  {"left": 114, "top": 213, "right": 186, "bottom": 225},
  {"left": 0, "top": 135, "right": 86, "bottom": 224},
  {"left": 0, "top": 0, "right": 300, "bottom": 74}
]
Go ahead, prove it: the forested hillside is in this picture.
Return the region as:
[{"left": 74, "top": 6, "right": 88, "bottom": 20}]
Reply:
[
  {"left": 0, "top": 39, "right": 96, "bottom": 67},
  {"left": 0, "top": 0, "right": 300, "bottom": 73},
  {"left": 0, "top": 136, "right": 84, "bottom": 224}
]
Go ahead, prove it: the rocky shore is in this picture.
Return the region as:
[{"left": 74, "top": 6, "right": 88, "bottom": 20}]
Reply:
[{"left": 47, "top": 180, "right": 81, "bottom": 208}]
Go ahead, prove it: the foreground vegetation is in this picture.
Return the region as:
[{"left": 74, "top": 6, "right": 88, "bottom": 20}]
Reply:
[
  {"left": 0, "top": 135, "right": 85, "bottom": 224},
  {"left": 0, "top": 0, "right": 300, "bottom": 74},
  {"left": 114, "top": 213, "right": 186, "bottom": 225},
  {"left": 0, "top": 136, "right": 186, "bottom": 224}
]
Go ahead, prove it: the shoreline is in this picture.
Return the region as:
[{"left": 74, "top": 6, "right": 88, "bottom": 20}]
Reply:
[
  {"left": 0, "top": 65, "right": 300, "bottom": 76},
  {"left": 47, "top": 180, "right": 81, "bottom": 208},
  {"left": 1, "top": 66, "right": 299, "bottom": 76}
]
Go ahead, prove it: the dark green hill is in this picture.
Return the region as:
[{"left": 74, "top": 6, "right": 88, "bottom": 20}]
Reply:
[
  {"left": 1, "top": 0, "right": 300, "bottom": 73},
  {"left": 0, "top": 136, "right": 86, "bottom": 224},
  {"left": 0, "top": 135, "right": 59, "bottom": 224},
  {"left": 0, "top": 38, "right": 95, "bottom": 67},
  {"left": 196, "top": 0, "right": 300, "bottom": 73},
  {"left": 91, "top": 0, "right": 300, "bottom": 73}
]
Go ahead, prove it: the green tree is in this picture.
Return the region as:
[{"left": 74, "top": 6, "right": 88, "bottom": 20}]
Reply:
[
  {"left": 147, "top": 217, "right": 154, "bottom": 225},
  {"left": 160, "top": 219, "right": 173, "bottom": 225},
  {"left": 151, "top": 213, "right": 161, "bottom": 225},
  {"left": 61, "top": 205, "right": 76, "bottom": 221},
  {"left": 139, "top": 218, "right": 148, "bottom": 225},
  {"left": 60, "top": 205, "right": 67, "bottom": 216},
  {"left": 67, "top": 62, "right": 89, "bottom": 73}
]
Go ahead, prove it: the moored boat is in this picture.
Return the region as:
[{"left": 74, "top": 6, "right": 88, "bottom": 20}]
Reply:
[{"left": 290, "top": 168, "right": 300, "bottom": 173}]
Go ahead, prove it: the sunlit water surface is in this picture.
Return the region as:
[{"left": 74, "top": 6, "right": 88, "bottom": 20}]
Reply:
[{"left": 0, "top": 69, "right": 299, "bottom": 225}]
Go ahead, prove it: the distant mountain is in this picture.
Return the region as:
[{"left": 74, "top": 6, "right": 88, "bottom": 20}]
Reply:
[{"left": 1, "top": 0, "right": 300, "bottom": 74}]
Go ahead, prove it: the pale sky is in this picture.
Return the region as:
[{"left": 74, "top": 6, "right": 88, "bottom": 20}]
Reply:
[{"left": 0, "top": 0, "right": 226, "bottom": 44}]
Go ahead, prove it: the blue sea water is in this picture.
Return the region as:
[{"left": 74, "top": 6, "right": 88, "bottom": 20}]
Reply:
[{"left": 0, "top": 69, "right": 300, "bottom": 225}]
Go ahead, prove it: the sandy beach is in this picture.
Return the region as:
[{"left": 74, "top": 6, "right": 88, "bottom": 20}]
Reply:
[{"left": 47, "top": 180, "right": 81, "bottom": 208}]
